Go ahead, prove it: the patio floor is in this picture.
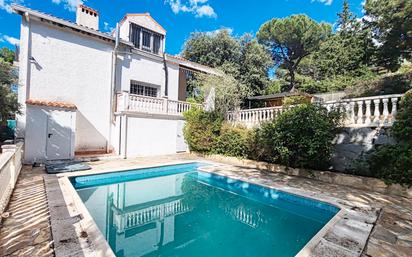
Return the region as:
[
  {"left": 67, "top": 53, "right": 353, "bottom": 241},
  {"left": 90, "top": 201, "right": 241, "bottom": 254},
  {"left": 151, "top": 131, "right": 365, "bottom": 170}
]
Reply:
[
  {"left": 0, "top": 154, "right": 411, "bottom": 257},
  {"left": 0, "top": 166, "right": 54, "bottom": 256}
]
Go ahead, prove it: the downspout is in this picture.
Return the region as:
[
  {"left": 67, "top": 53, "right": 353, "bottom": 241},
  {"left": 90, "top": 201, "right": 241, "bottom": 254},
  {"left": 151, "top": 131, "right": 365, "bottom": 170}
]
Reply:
[
  {"left": 163, "top": 53, "right": 168, "bottom": 97},
  {"left": 24, "top": 12, "right": 31, "bottom": 101},
  {"left": 107, "top": 23, "right": 120, "bottom": 154}
]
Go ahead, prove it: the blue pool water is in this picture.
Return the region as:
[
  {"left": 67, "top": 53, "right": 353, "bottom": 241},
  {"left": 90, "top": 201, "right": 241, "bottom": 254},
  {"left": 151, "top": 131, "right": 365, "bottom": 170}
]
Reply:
[{"left": 72, "top": 163, "right": 339, "bottom": 257}]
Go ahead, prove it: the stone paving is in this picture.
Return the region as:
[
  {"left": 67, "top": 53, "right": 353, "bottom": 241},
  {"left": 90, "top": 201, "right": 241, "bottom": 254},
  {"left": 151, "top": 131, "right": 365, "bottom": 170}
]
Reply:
[
  {"left": 0, "top": 166, "right": 54, "bottom": 256},
  {"left": 1, "top": 154, "right": 411, "bottom": 257}
]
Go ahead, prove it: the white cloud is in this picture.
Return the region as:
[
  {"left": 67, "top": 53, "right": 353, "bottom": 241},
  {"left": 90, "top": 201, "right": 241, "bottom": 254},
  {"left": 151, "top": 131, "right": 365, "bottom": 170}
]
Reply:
[
  {"left": 165, "top": 0, "right": 217, "bottom": 18},
  {"left": 0, "top": 0, "right": 23, "bottom": 13},
  {"left": 0, "top": 35, "right": 20, "bottom": 45},
  {"left": 204, "top": 27, "right": 233, "bottom": 36},
  {"left": 311, "top": 0, "right": 333, "bottom": 6},
  {"left": 103, "top": 21, "right": 114, "bottom": 32},
  {"left": 51, "top": 0, "right": 83, "bottom": 12}
]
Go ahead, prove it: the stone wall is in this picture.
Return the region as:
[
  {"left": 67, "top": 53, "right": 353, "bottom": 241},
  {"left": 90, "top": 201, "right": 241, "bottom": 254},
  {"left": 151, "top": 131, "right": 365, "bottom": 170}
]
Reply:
[{"left": 332, "top": 127, "right": 395, "bottom": 172}]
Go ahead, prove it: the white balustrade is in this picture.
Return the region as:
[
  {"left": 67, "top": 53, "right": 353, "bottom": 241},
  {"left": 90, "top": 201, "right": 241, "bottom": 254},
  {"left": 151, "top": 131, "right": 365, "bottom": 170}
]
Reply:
[
  {"left": 228, "top": 94, "right": 404, "bottom": 128},
  {"left": 116, "top": 92, "right": 202, "bottom": 116},
  {"left": 114, "top": 199, "right": 190, "bottom": 232}
]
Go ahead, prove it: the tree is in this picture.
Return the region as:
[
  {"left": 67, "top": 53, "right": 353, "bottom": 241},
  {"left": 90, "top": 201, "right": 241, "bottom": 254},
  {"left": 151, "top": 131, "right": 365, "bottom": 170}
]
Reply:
[
  {"left": 0, "top": 61, "right": 19, "bottom": 126},
  {"left": 257, "top": 14, "right": 331, "bottom": 91},
  {"left": 182, "top": 29, "right": 240, "bottom": 68},
  {"left": 182, "top": 29, "right": 272, "bottom": 95},
  {"left": 296, "top": 1, "right": 376, "bottom": 91},
  {"left": 364, "top": 0, "right": 412, "bottom": 70},
  {"left": 0, "top": 47, "right": 15, "bottom": 64},
  {"left": 238, "top": 35, "right": 273, "bottom": 94},
  {"left": 191, "top": 67, "right": 251, "bottom": 115}
]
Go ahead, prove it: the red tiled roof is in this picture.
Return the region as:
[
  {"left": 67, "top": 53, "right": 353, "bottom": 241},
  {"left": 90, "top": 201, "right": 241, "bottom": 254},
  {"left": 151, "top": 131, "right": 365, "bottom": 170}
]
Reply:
[{"left": 26, "top": 99, "right": 77, "bottom": 110}]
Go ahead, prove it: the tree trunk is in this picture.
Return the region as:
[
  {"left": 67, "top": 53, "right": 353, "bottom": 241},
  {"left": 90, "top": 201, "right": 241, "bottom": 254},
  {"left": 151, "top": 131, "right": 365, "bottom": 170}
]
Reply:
[{"left": 289, "top": 68, "right": 296, "bottom": 92}]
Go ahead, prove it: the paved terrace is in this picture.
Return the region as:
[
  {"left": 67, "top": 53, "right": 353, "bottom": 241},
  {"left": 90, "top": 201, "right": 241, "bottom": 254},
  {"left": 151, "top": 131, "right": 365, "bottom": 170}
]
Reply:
[{"left": 0, "top": 154, "right": 411, "bottom": 257}]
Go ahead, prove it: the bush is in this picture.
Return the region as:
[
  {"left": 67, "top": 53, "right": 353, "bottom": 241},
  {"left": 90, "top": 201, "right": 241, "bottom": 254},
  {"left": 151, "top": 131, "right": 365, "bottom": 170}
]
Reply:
[
  {"left": 393, "top": 89, "right": 412, "bottom": 143},
  {"left": 183, "top": 108, "right": 223, "bottom": 153},
  {"left": 367, "top": 144, "right": 412, "bottom": 186},
  {"left": 0, "top": 125, "right": 14, "bottom": 143},
  {"left": 282, "top": 95, "right": 311, "bottom": 106},
  {"left": 255, "top": 104, "right": 341, "bottom": 169},
  {"left": 214, "top": 124, "right": 249, "bottom": 158}
]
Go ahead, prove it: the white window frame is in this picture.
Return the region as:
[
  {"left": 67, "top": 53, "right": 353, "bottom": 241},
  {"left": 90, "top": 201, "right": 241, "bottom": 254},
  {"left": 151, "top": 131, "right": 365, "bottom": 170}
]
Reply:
[
  {"left": 130, "top": 81, "right": 160, "bottom": 98},
  {"left": 129, "top": 23, "right": 163, "bottom": 55}
]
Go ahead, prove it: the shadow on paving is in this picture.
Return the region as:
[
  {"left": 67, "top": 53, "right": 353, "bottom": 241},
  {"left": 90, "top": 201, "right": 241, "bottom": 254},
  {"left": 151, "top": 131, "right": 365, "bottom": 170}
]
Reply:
[{"left": 0, "top": 166, "right": 54, "bottom": 256}]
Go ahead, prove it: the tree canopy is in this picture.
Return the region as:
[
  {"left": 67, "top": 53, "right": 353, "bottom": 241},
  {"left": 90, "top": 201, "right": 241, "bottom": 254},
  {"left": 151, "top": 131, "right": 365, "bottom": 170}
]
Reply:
[
  {"left": 182, "top": 29, "right": 273, "bottom": 95},
  {"left": 0, "top": 48, "right": 19, "bottom": 126},
  {"left": 257, "top": 14, "right": 331, "bottom": 90},
  {"left": 364, "top": 0, "right": 412, "bottom": 71}
]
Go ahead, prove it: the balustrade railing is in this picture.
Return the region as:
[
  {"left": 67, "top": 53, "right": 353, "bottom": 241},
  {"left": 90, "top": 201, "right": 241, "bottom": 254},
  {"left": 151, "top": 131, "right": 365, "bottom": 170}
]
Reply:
[
  {"left": 114, "top": 199, "right": 190, "bottom": 232},
  {"left": 228, "top": 94, "right": 404, "bottom": 128},
  {"left": 116, "top": 92, "right": 202, "bottom": 116}
]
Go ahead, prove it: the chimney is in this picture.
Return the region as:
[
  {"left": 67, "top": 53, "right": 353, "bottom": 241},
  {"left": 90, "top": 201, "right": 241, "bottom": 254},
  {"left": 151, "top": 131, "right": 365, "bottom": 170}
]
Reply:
[{"left": 76, "top": 5, "right": 99, "bottom": 30}]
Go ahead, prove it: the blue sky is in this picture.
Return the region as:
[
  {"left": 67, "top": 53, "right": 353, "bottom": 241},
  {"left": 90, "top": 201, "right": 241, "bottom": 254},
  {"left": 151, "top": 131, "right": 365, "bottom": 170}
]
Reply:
[{"left": 0, "top": 0, "right": 365, "bottom": 55}]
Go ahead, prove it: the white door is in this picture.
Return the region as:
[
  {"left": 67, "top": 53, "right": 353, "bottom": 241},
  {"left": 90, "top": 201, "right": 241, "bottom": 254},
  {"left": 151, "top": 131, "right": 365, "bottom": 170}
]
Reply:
[
  {"left": 46, "top": 110, "right": 73, "bottom": 160},
  {"left": 176, "top": 120, "right": 188, "bottom": 152}
]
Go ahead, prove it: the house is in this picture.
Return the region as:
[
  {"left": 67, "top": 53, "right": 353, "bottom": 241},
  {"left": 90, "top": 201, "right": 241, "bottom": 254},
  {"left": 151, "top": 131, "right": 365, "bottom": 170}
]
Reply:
[{"left": 12, "top": 4, "right": 216, "bottom": 164}]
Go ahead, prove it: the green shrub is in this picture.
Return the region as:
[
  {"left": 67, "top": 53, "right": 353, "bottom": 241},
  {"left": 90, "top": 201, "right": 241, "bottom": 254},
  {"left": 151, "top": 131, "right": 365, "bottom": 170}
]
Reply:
[
  {"left": 214, "top": 124, "right": 250, "bottom": 158},
  {"left": 367, "top": 144, "right": 412, "bottom": 186},
  {"left": 255, "top": 104, "right": 341, "bottom": 169},
  {"left": 183, "top": 108, "right": 223, "bottom": 153},
  {"left": 282, "top": 95, "right": 311, "bottom": 106},
  {"left": 393, "top": 89, "right": 412, "bottom": 143},
  {"left": 0, "top": 125, "right": 14, "bottom": 143}
]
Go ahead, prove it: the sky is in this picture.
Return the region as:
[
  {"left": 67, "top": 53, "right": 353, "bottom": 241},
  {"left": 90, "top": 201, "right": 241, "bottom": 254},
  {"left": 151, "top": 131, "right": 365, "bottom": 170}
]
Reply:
[{"left": 0, "top": 0, "right": 365, "bottom": 55}]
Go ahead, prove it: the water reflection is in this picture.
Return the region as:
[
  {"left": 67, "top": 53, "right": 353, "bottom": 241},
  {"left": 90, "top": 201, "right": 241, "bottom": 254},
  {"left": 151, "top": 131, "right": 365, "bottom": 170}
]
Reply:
[{"left": 77, "top": 172, "right": 331, "bottom": 257}]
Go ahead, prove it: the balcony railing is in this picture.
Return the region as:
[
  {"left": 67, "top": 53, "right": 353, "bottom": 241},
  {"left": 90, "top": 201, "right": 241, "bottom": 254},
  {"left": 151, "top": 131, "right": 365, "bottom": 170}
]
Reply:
[
  {"left": 116, "top": 92, "right": 202, "bottom": 116},
  {"left": 228, "top": 94, "right": 404, "bottom": 128}
]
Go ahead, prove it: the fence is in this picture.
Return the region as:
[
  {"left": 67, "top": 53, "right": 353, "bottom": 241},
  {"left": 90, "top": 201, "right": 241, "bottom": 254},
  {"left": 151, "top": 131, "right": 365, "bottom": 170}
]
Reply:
[{"left": 228, "top": 94, "right": 404, "bottom": 128}]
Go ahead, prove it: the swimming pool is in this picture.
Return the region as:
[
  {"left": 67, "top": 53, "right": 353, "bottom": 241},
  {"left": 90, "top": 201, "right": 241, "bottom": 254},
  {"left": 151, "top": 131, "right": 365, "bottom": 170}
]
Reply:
[{"left": 71, "top": 162, "right": 339, "bottom": 257}]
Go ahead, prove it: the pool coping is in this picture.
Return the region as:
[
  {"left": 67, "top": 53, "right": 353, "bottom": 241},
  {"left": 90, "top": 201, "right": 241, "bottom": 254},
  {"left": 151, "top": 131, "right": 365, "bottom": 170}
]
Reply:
[{"left": 45, "top": 160, "right": 377, "bottom": 257}]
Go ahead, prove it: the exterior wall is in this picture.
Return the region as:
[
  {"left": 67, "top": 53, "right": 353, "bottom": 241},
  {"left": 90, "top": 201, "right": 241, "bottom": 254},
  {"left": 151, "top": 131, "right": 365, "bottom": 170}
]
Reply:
[
  {"left": 24, "top": 105, "right": 76, "bottom": 164},
  {"left": 121, "top": 115, "right": 187, "bottom": 157},
  {"left": 116, "top": 52, "right": 180, "bottom": 101},
  {"left": 116, "top": 52, "right": 165, "bottom": 96},
  {"left": 26, "top": 20, "right": 113, "bottom": 152},
  {"left": 16, "top": 17, "right": 30, "bottom": 138}
]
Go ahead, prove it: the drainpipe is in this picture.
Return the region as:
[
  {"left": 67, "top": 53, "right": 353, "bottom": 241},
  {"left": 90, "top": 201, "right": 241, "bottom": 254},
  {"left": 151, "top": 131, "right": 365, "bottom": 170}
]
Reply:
[
  {"left": 163, "top": 53, "right": 168, "bottom": 97},
  {"left": 107, "top": 23, "right": 120, "bottom": 154}
]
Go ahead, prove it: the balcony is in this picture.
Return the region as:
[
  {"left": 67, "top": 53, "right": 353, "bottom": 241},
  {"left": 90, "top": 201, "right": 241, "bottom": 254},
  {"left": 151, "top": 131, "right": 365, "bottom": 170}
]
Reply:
[{"left": 116, "top": 92, "right": 202, "bottom": 116}]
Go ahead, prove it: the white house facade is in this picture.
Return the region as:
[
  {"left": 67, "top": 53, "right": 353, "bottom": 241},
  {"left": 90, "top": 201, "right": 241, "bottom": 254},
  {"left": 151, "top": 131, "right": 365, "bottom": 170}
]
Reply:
[{"left": 12, "top": 4, "right": 216, "bottom": 164}]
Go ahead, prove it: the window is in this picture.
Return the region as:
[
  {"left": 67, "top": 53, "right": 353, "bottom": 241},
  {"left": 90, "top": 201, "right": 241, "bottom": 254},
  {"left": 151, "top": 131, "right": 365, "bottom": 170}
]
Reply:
[
  {"left": 130, "top": 82, "right": 158, "bottom": 97},
  {"left": 130, "top": 24, "right": 141, "bottom": 48},
  {"left": 142, "top": 30, "right": 151, "bottom": 51},
  {"left": 153, "top": 34, "right": 161, "bottom": 54},
  {"left": 129, "top": 23, "right": 163, "bottom": 55}
]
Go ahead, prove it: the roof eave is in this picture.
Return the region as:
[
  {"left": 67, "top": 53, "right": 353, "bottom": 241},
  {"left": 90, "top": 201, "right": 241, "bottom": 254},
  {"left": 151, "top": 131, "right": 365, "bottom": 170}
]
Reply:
[{"left": 11, "top": 4, "right": 133, "bottom": 47}]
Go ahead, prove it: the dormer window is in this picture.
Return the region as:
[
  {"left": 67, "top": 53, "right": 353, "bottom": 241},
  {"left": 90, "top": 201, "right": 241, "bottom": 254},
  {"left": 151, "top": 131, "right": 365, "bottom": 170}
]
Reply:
[{"left": 129, "top": 23, "right": 163, "bottom": 55}]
